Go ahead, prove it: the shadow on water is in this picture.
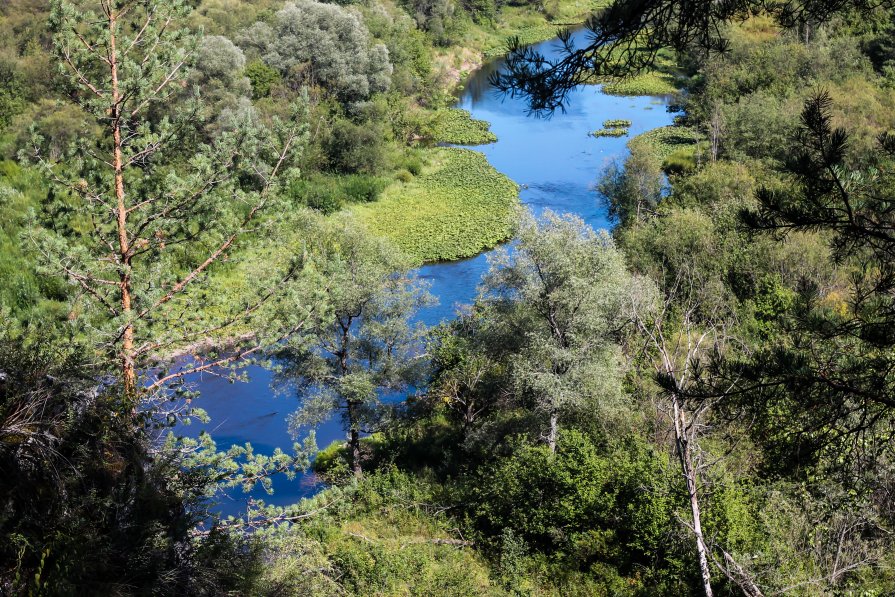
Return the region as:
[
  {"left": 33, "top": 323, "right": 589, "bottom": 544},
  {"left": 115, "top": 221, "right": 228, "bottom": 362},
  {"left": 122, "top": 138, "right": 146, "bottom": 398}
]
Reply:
[{"left": 183, "top": 28, "right": 676, "bottom": 516}]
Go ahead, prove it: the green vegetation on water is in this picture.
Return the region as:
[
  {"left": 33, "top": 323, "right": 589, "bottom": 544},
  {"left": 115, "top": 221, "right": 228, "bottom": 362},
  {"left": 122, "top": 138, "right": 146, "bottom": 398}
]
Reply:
[
  {"left": 352, "top": 147, "right": 519, "bottom": 263},
  {"left": 600, "top": 71, "right": 679, "bottom": 95},
  {"left": 592, "top": 119, "right": 632, "bottom": 137},
  {"left": 603, "top": 119, "right": 632, "bottom": 128},
  {"left": 628, "top": 125, "right": 699, "bottom": 162},
  {"left": 591, "top": 127, "right": 629, "bottom": 137},
  {"left": 431, "top": 108, "right": 497, "bottom": 145},
  {"left": 483, "top": 25, "right": 563, "bottom": 58}
]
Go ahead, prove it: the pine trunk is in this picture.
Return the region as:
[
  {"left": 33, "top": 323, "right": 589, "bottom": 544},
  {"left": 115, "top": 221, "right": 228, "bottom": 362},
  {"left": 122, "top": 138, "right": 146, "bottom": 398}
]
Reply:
[{"left": 109, "top": 12, "right": 136, "bottom": 397}]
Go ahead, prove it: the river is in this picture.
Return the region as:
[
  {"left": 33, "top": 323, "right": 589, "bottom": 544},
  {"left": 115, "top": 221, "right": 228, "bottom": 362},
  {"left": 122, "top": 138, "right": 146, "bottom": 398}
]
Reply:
[{"left": 186, "top": 29, "right": 675, "bottom": 515}]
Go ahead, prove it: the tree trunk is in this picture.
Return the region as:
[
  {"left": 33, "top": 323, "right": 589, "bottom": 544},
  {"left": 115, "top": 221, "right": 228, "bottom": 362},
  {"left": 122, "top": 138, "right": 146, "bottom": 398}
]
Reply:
[
  {"left": 673, "top": 396, "right": 713, "bottom": 597},
  {"left": 547, "top": 409, "right": 559, "bottom": 454},
  {"left": 108, "top": 11, "right": 136, "bottom": 398},
  {"left": 347, "top": 401, "right": 362, "bottom": 477}
]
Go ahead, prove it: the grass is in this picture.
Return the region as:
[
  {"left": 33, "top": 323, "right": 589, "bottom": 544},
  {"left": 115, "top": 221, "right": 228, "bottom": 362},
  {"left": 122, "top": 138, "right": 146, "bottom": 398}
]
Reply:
[
  {"left": 352, "top": 148, "right": 519, "bottom": 264},
  {"left": 431, "top": 108, "right": 497, "bottom": 145}
]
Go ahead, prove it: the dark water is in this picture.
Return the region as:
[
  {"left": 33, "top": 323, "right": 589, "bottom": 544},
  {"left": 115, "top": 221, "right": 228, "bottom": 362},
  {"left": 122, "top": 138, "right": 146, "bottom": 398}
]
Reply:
[{"left": 185, "top": 30, "right": 675, "bottom": 515}]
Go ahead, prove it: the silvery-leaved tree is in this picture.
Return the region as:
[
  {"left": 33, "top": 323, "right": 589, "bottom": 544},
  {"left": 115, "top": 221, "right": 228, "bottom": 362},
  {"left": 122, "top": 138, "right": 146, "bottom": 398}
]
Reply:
[
  {"left": 480, "top": 210, "right": 635, "bottom": 453},
  {"left": 31, "top": 0, "right": 311, "bottom": 406},
  {"left": 277, "top": 219, "right": 432, "bottom": 477}
]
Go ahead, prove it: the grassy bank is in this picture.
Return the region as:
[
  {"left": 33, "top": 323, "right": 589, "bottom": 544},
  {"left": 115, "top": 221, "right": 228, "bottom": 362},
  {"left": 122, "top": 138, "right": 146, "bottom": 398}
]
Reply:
[{"left": 352, "top": 148, "right": 519, "bottom": 263}]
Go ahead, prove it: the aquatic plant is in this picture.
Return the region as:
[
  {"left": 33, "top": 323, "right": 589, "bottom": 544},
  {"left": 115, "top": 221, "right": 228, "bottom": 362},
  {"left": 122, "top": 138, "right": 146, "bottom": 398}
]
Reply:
[
  {"left": 627, "top": 125, "right": 699, "bottom": 162},
  {"left": 591, "top": 128, "right": 629, "bottom": 137},
  {"left": 352, "top": 148, "right": 519, "bottom": 263},
  {"left": 603, "top": 119, "right": 632, "bottom": 128},
  {"left": 431, "top": 108, "right": 497, "bottom": 145}
]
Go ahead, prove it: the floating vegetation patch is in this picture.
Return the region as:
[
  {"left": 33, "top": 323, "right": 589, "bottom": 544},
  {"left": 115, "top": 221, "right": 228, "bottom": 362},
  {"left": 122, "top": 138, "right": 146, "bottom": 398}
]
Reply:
[
  {"left": 483, "top": 25, "right": 563, "bottom": 59},
  {"left": 628, "top": 125, "right": 700, "bottom": 168},
  {"left": 603, "top": 119, "right": 632, "bottom": 128},
  {"left": 431, "top": 108, "right": 497, "bottom": 145},
  {"left": 599, "top": 72, "right": 679, "bottom": 96},
  {"left": 591, "top": 127, "right": 629, "bottom": 137},
  {"left": 352, "top": 148, "right": 519, "bottom": 264}
]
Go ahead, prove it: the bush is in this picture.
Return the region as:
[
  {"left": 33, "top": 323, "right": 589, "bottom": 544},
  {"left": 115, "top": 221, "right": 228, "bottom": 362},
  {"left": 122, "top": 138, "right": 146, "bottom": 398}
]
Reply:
[
  {"left": 465, "top": 431, "right": 688, "bottom": 591},
  {"left": 404, "top": 156, "right": 424, "bottom": 176},
  {"left": 244, "top": 60, "right": 282, "bottom": 99},
  {"left": 241, "top": 0, "right": 392, "bottom": 102},
  {"left": 396, "top": 168, "right": 414, "bottom": 182},
  {"left": 325, "top": 117, "right": 388, "bottom": 175},
  {"left": 288, "top": 174, "right": 389, "bottom": 214}
]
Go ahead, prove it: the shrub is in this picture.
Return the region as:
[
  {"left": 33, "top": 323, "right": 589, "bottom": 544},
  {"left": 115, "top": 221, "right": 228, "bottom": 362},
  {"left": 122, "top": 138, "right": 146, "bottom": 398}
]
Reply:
[
  {"left": 325, "top": 118, "right": 388, "bottom": 175},
  {"left": 241, "top": 1, "right": 392, "bottom": 102},
  {"left": 288, "top": 174, "right": 389, "bottom": 214},
  {"left": 244, "top": 60, "right": 282, "bottom": 99},
  {"left": 404, "top": 156, "right": 424, "bottom": 176},
  {"left": 396, "top": 169, "right": 414, "bottom": 182}
]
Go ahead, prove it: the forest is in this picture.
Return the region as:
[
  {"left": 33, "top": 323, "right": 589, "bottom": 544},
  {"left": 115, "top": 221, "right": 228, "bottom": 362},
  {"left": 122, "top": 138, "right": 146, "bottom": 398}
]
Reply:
[{"left": 2, "top": 0, "right": 895, "bottom": 594}]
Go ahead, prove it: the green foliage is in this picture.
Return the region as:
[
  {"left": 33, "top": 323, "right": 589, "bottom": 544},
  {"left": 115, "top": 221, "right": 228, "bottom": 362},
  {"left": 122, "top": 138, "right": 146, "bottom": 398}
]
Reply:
[
  {"left": 242, "top": 0, "right": 392, "bottom": 102},
  {"left": 483, "top": 25, "right": 563, "bottom": 58},
  {"left": 276, "top": 220, "right": 431, "bottom": 474},
  {"left": 0, "top": 325, "right": 260, "bottom": 594},
  {"left": 244, "top": 59, "right": 282, "bottom": 98},
  {"left": 432, "top": 107, "right": 497, "bottom": 144},
  {"left": 353, "top": 148, "right": 519, "bottom": 263},
  {"left": 403, "top": 0, "right": 467, "bottom": 46},
  {"left": 324, "top": 116, "right": 389, "bottom": 174},
  {"left": 661, "top": 147, "right": 696, "bottom": 173},
  {"left": 465, "top": 431, "right": 687, "bottom": 592},
  {"left": 0, "top": 59, "right": 25, "bottom": 130},
  {"left": 257, "top": 470, "right": 499, "bottom": 595},
  {"left": 287, "top": 173, "right": 389, "bottom": 214},
  {"left": 480, "top": 211, "right": 635, "bottom": 441},
  {"left": 597, "top": 145, "right": 665, "bottom": 226}
]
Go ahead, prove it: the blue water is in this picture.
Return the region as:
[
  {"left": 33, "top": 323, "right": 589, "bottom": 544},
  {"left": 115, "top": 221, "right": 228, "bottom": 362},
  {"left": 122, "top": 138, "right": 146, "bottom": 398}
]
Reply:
[{"left": 185, "top": 30, "right": 674, "bottom": 515}]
